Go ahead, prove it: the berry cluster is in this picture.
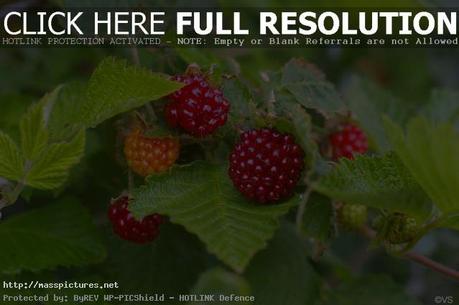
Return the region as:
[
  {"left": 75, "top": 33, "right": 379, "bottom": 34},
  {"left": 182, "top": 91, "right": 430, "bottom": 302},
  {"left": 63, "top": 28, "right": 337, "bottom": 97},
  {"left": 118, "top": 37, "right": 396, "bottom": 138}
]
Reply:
[
  {"left": 108, "top": 196, "right": 163, "bottom": 244},
  {"left": 229, "top": 128, "right": 305, "bottom": 204},
  {"left": 165, "top": 73, "right": 230, "bottom": 137},
  {"left": 329, "top": 123, "right": 368, "bottom": 160},
  {"left": 124, "top": 129, "right": 180, "bottom": 177}
]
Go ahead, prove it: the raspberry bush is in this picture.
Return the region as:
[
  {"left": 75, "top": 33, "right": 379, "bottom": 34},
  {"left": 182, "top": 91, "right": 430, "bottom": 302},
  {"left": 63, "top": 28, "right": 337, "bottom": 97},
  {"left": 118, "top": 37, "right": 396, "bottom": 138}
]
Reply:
[{"left": 0, "top": 47, "right": 458, "bottom": 305}]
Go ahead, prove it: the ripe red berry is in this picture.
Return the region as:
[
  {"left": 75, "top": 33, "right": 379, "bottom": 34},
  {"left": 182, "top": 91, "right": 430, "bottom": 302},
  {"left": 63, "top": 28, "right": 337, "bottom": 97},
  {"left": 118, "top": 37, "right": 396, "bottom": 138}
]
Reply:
[
  {"left": 165, "top": 73, "right": 230, "bottom": 137},
  {"left": 229, "top": 128, "right": 305, "bottom": 204},
  {"left": 329, "top": 123, "right": 368, "bottom": 160},
  {"left": 108, "top": 196, "right": 163, "bottom": 244},
  {"left": 124, "top": 129, "right": 180, "bottom": 177}
]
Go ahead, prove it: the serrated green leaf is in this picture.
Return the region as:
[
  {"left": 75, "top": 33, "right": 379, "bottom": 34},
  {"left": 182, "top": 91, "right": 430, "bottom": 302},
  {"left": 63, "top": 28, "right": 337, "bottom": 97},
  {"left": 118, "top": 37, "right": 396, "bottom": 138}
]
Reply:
[
  {"left": 46, "top": 82, "right": 87, "bottom": 141},
  {"left": 79, "top": 57, "right": 183, "bottom": 128},
  {"left": 384, "top": 117, "right": 459, "bottom": 214},
  {"left": 0, "top": 131, "right": 24, "bottom": 181},
  {"left": 20, "top": 101, "right": 49, "bottom": 161},
  {"left": 222, "top": 78, "right": 252, "bottom": 124},
  {"left": 245, "top": 224, "right": 320, "bottom": 305},
  {"left": 322, "top": 275, "right": 422, "bottom": 305},
  {"left": 25, "top": 130, "right": 85, "bottom": 190},
  {"left": 104, "top": 223, "right": 208, "bottom": 298},
  {"left": 0, "top": 199, "right": 106, "bottom": 274},
  {"left": 315, "top": 153, "right": 432, "bottom": 220},
  {"left": 130, "top": 162, "right": 298, "bottom": 272},
  {"left": 276, "top": 97, "right": 319, "bottom": 168},
  {"left": 345, "top": 76, "right": 409, "bottom": 152},
  {"left": 190, "top": 268, "right": 253, "bottom": 305},
  {"left": 281, "top": 58, "right": 344, "bottom": 114}
]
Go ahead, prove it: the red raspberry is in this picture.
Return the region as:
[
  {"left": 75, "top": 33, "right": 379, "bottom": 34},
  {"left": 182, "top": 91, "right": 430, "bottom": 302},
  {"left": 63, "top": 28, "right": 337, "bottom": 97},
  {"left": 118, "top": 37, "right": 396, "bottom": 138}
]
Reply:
[
  {"left": 329, "top": 123, "right": 368, "bottom": 160},
  {"left": 229, "top": 128, "right": 305, "bottom": 204},
  {"left": 108, "top": 196, "right": 163, "bottom": 244},
  {"left": 124, "top": 129, "right": 180, "bottom": 177},
  {"left": 165, "top": 73, "right": 230, "bottom": 137}
]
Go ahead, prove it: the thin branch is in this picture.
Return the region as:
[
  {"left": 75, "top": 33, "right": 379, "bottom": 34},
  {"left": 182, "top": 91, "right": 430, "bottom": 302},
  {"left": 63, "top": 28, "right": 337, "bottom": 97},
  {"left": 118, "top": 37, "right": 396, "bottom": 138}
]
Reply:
[
  {"left": 362, "top": 225, "right": 459, "bottom": 282},
  {"left": 404, "top": 252, "right": 459, "bottom": 282}
]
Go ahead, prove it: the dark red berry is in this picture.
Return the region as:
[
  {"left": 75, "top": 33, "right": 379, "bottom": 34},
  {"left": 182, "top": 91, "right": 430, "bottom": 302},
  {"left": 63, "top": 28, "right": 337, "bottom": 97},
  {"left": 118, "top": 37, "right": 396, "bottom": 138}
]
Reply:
[
  {"left": 165, "top": 73, "right": 230, "bottom": 137},
  {"left": 329, "top": 123, "right": 368, "bottom": 160},
  {"left": 229, "top": 128, "right": 305, "bottom": 204},
  {"left": 108, "top": 196, "right": 163, "bottom": 244}
]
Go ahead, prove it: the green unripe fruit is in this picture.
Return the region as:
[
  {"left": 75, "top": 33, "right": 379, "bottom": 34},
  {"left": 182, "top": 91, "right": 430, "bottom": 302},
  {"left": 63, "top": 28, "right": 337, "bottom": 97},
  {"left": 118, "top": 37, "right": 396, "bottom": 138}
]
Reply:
[
  {"left": 339, "top": 204, "right": 367, "bottom": 230},
  {"left": 385, "top": 214, "right": 418, "bottom": 244}
]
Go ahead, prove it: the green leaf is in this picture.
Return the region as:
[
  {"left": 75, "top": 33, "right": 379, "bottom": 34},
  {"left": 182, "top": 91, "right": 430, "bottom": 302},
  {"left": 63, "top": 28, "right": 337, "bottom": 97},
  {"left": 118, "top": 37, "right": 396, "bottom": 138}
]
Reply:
[
  {"left": 46, "top": 82, "right": 87, "bottom": 141},
  {"left": 315, "top": 153, "right": 432, "bottom": 220},
  {"left": 222, "top": 78, "right": 252, "bottom": 124},
  {"left": 385, "top": 117, "right": 459, "bottom": 213},
  {"left": 345, "top": 76, "right": 409, "bottom": 152},
  {"left": 437, "top": 212, "right": 459, "bottom": 230},
  {"left": 302, "top": 193, "right": 334, "bottom": 242},
  {"left": 245, "top": 224, "right": 320, "bottom": 305},
  {"left": 281, "top": 58, "right": 344, "bottom": 114},
  {"left": 130, "top": 162, "right": 298, "bottom": 272},
  {"left": 0, "top": 199, "right": 106, "bottom": 274},
  {"left": 323, "top": 275, "right": 422, "bottom": 305},
  {"left": 275, "top": 96, "right": 320, "bottom": 168},
  {"left": 25, "top": 130, "right": 85, "bottom": 190},
  {"left": 104, "top": 224, "right": 208, "bottom": 297},
  {"left": 20, "top": 101, "right": 49, "bottom": 161},
  {"left": 0, "top": 132, "right": 24, "bottom": 181},
  {"left": 190, "top": 268, "right": 253, "bottom": 305},
  {"left": 79, "top": 57, "right": 183, "bottom": 128}
]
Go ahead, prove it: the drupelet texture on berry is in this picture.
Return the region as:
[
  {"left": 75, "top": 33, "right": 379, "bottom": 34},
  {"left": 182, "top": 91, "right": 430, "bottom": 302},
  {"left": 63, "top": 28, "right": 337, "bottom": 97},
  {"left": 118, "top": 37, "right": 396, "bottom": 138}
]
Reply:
[
  {"left": 229, "top": 128, "right": 305, "bottom": 204},
  {"left": 329, "top": 123, "right": 368, "bottom": 160},
  {"left": 108, "top": 196, "right": 163, "bottom": 244},
  {"left": 165, "top": 73, "right": 230, "bottom": 137},
  {"left": 124, "top": 129, "right": 180, "bottom": 177}
]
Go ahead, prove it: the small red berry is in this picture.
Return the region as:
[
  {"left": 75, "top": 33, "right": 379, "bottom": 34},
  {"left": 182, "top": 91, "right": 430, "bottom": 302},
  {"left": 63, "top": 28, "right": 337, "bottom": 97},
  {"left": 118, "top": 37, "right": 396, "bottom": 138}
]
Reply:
[
  {"left": 165, "top": 73, "right": 230, "bottom": 137},
  {"left": 124, "top": 129, "right": 180, "bottom": 177},
  {"left": 108, "top": 196, "right": 163, "bottom": 244},
  {"left": 229, "top": 128, "right": 305, "bottom": 204},
  {"left": 329, "top": 123, "right": 368, "bottom": 160}
]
